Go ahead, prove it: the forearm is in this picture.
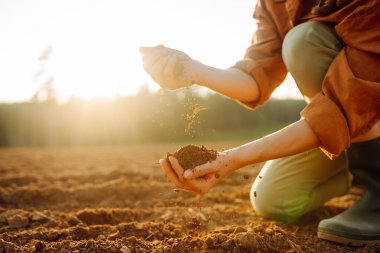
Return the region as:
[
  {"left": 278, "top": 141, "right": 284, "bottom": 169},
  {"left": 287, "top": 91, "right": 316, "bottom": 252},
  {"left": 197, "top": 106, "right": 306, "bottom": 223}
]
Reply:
[
  {"left": 189, "top": 60, "right": 259, "bottom": 102},
  {"left": 232, "top": 119, "right": 320, "bottom": 167}
]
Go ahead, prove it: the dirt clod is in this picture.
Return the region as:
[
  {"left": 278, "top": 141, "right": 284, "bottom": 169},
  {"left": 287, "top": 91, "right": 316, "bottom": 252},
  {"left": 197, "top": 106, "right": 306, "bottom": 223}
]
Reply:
[
  {"left": 7, "top": 214, "right": 29, "bottom": 228},
  {"left": 168, "top": 145, "right": 217, "bottom": 171},
  {"left": 34, "top": 241, "right": 45, "bottom": 252},
  {"left": 76, "top": 209, "right": 111, "bottom": 225},
  {"left": 235, "top": 232, "right": 259, "bottom": 249}
]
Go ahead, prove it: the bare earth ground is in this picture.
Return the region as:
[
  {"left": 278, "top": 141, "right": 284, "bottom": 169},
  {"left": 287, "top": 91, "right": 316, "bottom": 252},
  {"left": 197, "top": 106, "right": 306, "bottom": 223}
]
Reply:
[{"left": 0, "top": 143, "right": 378, "bottom": 253}]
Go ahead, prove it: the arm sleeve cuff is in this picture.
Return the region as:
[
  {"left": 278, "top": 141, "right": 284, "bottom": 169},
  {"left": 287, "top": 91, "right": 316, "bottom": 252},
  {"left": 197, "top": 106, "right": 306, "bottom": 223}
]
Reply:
[
  {"left": 232, "top": 62, "right": 270, "bottom": 110},
  {"left": 301, "top": 93, "right": 350, "bottom": 159}
]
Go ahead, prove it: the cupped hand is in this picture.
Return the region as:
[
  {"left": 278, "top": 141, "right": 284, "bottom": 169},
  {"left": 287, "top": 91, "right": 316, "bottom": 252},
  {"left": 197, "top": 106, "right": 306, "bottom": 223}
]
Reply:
[
  {"left": 183, "top": 149, "right": 241, "bottom": 180},
  {"left": 140, "top": 45, "right": 193, "bottom": 90},
  {"left": 159, "top": 157, "right": 216, "bottom": 194},
  {"left": 159, "top": 149, "right": 241, "bottom": 194}
]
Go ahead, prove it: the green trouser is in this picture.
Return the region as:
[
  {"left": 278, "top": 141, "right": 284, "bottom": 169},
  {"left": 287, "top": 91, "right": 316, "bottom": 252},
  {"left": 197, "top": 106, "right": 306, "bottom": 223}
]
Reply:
[{"left": 250, "top": 21, "right": 351, "bottom": 223}]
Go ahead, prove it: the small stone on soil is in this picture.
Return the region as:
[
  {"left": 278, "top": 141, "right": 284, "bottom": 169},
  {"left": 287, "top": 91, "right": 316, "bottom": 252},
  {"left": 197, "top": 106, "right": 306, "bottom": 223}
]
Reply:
[
  {"left": 120, "top": 245, "right": 131, "bottom": 253},
  {"left": 233, "top": 226, "right": 247, "bottom": 234},
  {"left": 265, "top": 228, "right": 274, "bottom": 235},
  {"left": 31, "top": 212, "right": 50, "bottom": 223}
]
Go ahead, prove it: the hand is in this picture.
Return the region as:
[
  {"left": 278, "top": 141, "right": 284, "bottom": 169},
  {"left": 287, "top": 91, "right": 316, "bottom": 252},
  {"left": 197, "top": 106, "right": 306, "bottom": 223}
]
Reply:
[
  {"left": 140, "top": 45, "right": 193, "bottom": 90},
  {"left": 159, "top": 157, "right": 217, "bottom": 194},
  {"left": 183, "top": 149, "right": 242, "bottom": 180},
  {"left": 159, "top": 149, "right": 241, "bottom": 194}
]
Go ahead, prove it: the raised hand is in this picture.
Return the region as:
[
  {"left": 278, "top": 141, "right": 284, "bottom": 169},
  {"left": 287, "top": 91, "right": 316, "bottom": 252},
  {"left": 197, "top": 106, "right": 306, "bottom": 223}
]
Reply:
[{"left": 140, "top": 45, "right": 193, "bottom": 90}]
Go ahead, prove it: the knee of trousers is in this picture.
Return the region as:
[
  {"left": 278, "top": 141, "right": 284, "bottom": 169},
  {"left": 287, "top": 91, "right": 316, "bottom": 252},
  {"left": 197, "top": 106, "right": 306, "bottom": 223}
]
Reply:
[
  {"left": 250, "top": 173, "right": 312, "bottom": 223},
  {"left": 283, "top": 21, "right": 330, "bottom": 73},
  {"left": 282, "top": 21, "right": 341, "bottom": 95}
]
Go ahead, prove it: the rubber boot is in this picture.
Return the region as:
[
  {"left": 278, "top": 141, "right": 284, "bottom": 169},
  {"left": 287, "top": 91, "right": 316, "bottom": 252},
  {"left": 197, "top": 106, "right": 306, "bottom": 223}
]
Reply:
[{"left": 318, "top": 137, "right": 380, "bottom": 246}]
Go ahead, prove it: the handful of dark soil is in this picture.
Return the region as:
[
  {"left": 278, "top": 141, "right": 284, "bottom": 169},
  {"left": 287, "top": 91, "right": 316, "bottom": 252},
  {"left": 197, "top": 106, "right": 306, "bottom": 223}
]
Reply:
[{"left": 167, "top": 145, "right": 218, "bottom": 171}]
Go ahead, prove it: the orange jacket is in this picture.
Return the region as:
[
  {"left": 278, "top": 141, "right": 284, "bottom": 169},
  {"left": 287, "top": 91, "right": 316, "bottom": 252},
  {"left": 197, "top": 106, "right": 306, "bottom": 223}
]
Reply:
[{"left": 234, "top": 0, "right": 380, "bottom": 158}]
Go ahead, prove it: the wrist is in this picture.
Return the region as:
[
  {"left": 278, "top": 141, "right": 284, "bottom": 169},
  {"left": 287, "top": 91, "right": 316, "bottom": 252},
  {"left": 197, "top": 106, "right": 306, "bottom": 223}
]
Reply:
[
  {"left": 187, "top": 60, "right": 206, "bottom": 85},
  {"left": 231, "top": 141, "right": 264, "bottom": 168},
  {"left": 225, "top": 147, "right": 247, "bottom": 172}
]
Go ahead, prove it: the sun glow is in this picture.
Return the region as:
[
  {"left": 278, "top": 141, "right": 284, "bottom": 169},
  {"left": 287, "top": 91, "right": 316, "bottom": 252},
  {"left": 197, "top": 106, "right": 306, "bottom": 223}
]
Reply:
[{"left": 0, "top": 0, "right": 301, "bottom": 103}]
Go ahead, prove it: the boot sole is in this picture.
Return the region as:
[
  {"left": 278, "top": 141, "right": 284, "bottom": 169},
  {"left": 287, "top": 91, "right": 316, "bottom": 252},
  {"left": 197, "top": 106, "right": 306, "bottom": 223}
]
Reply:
[{"left": 318, "top": 231, "right": 380, "bottom": 246}]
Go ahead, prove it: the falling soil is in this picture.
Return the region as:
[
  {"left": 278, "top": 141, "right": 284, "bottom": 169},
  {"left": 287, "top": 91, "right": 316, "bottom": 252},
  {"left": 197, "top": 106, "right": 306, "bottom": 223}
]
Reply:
[
  {"left": 168, "top": 145, "right": 217, "bottom": 171},
  {"left": 181, "top": 91, "right": 207, "bottom": 137},
  {"left": 0, "top": 144, "right": 378, "bottom": 252},
  {"left": 184, "top": 104, "right": 206, "bottom": 136}
]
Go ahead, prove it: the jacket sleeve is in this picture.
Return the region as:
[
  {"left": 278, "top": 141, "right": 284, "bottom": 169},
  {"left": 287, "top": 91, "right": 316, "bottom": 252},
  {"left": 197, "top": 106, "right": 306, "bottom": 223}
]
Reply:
[
  {"left": 232, "top": 0, "right": 287, "bottom": 109},
  {"left": 301, "top": 47, "right": 380, "bottom": 159},
  {"left": 301, "top": 1, "right": 380, "bottom": 159}
]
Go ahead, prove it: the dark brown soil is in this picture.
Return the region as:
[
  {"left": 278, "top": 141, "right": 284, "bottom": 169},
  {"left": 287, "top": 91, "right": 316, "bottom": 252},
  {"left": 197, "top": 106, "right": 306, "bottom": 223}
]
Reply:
[
  {"left": 0, "top": 144, "right": 378, "bottom": 252},
  {"left": 168, "top": 145, "right": 217, "bottom": 171}
]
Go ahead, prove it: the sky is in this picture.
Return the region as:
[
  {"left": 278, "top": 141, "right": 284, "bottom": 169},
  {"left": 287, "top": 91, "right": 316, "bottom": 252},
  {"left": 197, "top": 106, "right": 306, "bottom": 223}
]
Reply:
[{"left": 0, "top": 0, "right": 302, "bottom": 103}]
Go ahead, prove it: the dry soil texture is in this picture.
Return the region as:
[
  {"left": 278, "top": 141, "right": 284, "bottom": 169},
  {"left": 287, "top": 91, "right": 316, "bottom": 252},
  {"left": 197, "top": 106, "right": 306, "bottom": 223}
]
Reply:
[{"left": 0, "top": 144, "right": 378, "bottom": 253}]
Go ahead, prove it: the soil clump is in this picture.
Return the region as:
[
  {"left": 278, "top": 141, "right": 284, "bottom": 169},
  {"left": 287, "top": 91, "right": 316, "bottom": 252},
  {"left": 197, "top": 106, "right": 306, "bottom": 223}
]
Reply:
[{"left": 168, "top": 145, "right": 217, "bottom": 171}]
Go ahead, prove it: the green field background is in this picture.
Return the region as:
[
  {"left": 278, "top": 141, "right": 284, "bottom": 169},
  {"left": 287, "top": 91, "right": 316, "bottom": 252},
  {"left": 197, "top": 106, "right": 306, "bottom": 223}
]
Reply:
[{"left": 0, "top": 88, "right": 306, "bottom": 147}]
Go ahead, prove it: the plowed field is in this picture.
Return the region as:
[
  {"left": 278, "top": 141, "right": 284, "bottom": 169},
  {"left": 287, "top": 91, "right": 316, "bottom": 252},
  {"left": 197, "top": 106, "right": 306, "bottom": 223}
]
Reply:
[{"left": 0, "top": 144, "right": 377, "bottom": 252}]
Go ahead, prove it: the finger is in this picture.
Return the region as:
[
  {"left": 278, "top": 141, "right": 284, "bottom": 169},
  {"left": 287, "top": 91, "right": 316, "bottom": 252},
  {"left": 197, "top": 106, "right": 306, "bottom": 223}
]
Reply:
[
  {"left": 143, "top": 49, "right": 169, "bottom": 70},
  {"left": 139, "top": 44, "right": 164, "bottom": 54},
  {"left": 168, "top": 156, "right": 184, "bottom": 182},
  {"left": 143, "top": 47, "right": 171, "bottom": 71},
  {"left": 159, "top": 159, "right": 203, "bottom": 194},
  {"left": 163, "top": 55, "right": 178, "bottom": 82},
  {"left": 187, "top": 174, "right": 216, "bottom": 195},
  {"left": 159, "top": 159, "right": 184, "bottom": 188},
  {"left": 184, "top": 161, "right": 219, "bottom": 180},
  {"left": 139, "top": 46, "right": 153, "bottom": 54},
  {"left": 148, "top": 55, "right": 171, "bottom": 84}
]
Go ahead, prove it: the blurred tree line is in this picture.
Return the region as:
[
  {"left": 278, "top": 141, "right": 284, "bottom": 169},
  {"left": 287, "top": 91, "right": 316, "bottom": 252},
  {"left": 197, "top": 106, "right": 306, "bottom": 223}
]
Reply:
[{"left": 0, "top": 87, "right": 306, "bottom": 147}]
